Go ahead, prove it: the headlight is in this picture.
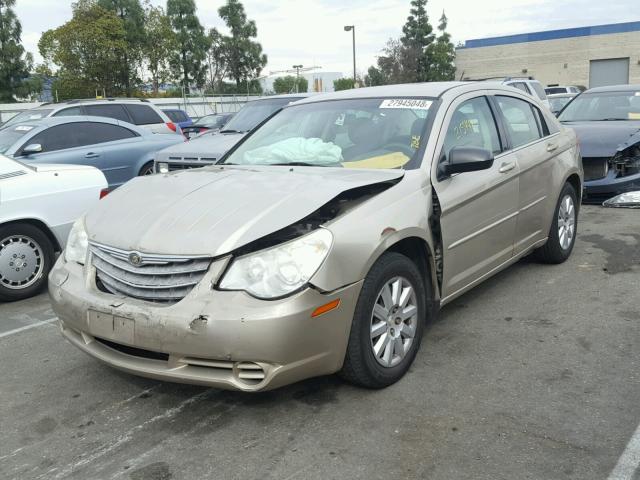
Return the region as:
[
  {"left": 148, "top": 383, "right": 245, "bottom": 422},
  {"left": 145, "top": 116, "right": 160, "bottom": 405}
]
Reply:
[
  {"left": 158, "top": 162, "right": 169, "bottom": 174},
  {"left": 64, "top": 218, "right": 89, "bottom": 265},
  {"left": 219, "top": 229, "right": 333, "bottom": 299}
]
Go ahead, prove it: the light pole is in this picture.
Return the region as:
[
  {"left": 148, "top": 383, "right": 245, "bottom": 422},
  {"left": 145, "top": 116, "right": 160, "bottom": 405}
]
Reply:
[
  {"left": 292, "top": 65, "right": 303, "bottom": 93},
  {"left": 344, "top": 25, "right": 356, "bottom": 87}
]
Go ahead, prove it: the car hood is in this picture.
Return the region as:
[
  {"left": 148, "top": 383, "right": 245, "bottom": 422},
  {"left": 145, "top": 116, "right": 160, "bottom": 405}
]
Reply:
[
  {"left": 155, "top": 132, "right": 245, "bottom": 161},
  {"left": 85, "top": 166, "right": 404, "bottom": 256},
  {"left": 563, "top": 121, "right": 640, "bottom": 157}
]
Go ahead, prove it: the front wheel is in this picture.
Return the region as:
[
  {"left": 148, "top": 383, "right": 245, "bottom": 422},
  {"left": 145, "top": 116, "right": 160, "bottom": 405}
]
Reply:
[
  {"left": 535, "top": 182, "right": 578, "bottom": 264},
  {"left": 340, "top": 252, "right": 427, "bottom": 388},
  {"left": 139, "top": 161, "right": 155, "bottom": 176},
  {"left": 0, "top": 224, "right": 55, "bottom": 302}
]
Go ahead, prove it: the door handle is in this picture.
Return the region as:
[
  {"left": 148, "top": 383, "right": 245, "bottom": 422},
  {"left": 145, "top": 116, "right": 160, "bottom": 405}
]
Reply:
[
  {"left": 85, "top": 152, "right": 100, "bottom": 159},
  {"left": 499, "top": 162, "right": 516, "bottom": 173},
  {"left": 546, "top": 143, "right": 558, "bottom": 152}
]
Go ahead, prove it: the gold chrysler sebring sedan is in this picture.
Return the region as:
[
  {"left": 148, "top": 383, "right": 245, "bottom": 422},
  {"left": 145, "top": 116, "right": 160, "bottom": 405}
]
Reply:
[{"left": 49, "top": 82, "right": 582, "bottom": 391}]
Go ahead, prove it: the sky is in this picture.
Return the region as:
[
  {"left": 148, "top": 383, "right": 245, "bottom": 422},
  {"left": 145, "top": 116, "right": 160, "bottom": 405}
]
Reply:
[{"left": 15, "top": 0, "right": 640, "bottom": 79}]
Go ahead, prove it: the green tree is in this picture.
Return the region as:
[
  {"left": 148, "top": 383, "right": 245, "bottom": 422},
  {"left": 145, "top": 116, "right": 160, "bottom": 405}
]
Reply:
[
  {"left": 218, "top": 0, "right": 267, "bottom": 89},
  {"left": 39, "top": 1, "right": 128, "bottom": 99},
  {"left": 427, "top": 12, "right": 456, "bottom": 81},
  {"left": 272, "top": 75, "right": 307, "bottom": 94},
  {"left": 364, "top": 66, "right": 386, "bottom": 87},
  {"left": 167, "top": 0, "right": 209, "bottom": 93},
  {"left": 98, "top": 0, "right": 145, "bottom": 95},
  {"left": 0, "top": 0, "right": 36, "bottom": 102},
  {"left": 333, "top": 77, "right": 355, "bottom": 91},
  {"left": 142, "top": 2, "right": 175, "bottom": 95},
  {"left": 400, "top": 0, "right": 435, "bottom": 82},
  {"left": 205, "top": 28, "right": 228, "bottom": 92}
]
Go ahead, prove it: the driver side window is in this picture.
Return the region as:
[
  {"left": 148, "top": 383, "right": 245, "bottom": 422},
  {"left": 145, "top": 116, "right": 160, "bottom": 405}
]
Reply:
[{"left": 441, "top": 97, "right": 502, "bottom": 161}]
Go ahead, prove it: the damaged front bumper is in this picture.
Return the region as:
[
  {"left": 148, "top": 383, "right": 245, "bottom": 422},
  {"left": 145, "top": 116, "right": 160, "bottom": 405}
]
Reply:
[
  {"left": 48, "top": 257, "right": 362, "bottom": 392},
  {"left": 583, "top": 169, "right": 640, "bottom": 204}
]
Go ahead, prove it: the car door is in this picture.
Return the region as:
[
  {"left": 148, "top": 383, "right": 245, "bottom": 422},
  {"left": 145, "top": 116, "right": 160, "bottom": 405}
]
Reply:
[
  {"left": 431, "top": 94, "right": 520, "bottom": 301},
  {"left": 74, "top": 122, "right": 142, "bottom": 188},
  {"left": 493, "top": 95, "right": 558, "bottom": 254},
  {"left": 14, "top": 123, "right": 104, "bottom": 170}
]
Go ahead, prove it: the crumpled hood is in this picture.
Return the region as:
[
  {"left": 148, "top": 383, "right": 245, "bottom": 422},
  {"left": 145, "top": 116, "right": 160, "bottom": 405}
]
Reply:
[
  {"left": 155, "top": 132, "right": 245, "bottom": 162},
  {"left": 565, "top": 121, "right": 640, "bottom": 157},
  {"left": 85, "top": 166, "right": 404, "bottom": 256}
]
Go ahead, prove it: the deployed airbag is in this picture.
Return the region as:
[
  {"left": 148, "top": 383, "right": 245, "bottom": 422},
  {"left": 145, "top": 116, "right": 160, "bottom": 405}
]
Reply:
[{"left": 243, "top": 137, "right": 343, "bottom": 165}]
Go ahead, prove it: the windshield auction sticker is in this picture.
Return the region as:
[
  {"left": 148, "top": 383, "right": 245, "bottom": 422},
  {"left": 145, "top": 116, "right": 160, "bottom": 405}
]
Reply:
[{"left": 380, "top": 99, "right": 432, "bottom": 110}]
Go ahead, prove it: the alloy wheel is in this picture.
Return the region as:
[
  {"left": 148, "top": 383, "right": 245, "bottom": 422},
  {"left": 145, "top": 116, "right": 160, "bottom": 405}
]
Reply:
[
  {"left": 0, "top": 235, "right": 45, "bottom": 290},
  {"left": 557, "top": 194, "right": 576, "bottom": 250},
  {"left": 370, "top": 276, "right": 418, "bottom": 368}
]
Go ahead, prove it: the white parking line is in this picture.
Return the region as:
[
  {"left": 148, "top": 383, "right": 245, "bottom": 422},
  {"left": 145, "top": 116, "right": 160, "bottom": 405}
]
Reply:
[
  {"left": 608, "top": 422, "right": 640, "bottom": 480},
  {"left": 0, "top": 318, "right": 58, "bottom": 339}
]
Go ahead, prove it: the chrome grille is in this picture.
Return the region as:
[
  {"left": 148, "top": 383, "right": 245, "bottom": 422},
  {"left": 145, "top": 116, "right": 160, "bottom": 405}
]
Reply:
[
  {"left": 166, "top": 156, "right": 217, "bottom": 172},
  {"left": 90, "top": 243, "right": 212, "bottom": 304}
]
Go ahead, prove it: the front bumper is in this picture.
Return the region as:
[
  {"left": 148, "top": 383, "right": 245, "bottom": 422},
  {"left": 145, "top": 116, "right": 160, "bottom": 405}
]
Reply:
[
  {"left": 583, "top": 170, "right": 640, "bottom": 204},
  {"left": 49, "top": 257, "right": 362, "bottom": 392}
]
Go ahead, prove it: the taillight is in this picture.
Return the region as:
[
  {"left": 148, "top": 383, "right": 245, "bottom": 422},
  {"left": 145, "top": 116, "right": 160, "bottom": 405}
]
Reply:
[
  {"left": 166, "top": 122, "right": 177, "bottom": 132},
  {"left": 199, "top": 127, "right": 208, "bottom": 133},
  {"left": 100, "top": 189, "right": 109, "bottom": 199}
]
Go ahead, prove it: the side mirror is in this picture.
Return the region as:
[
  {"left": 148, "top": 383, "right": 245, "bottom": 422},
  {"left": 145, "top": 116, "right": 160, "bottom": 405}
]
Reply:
[
  {"left": 22, "top": 143, "right": 43, "bottom": 155},
  {"left": 439, "top": 146, "right": 494, "bottom": 179}
]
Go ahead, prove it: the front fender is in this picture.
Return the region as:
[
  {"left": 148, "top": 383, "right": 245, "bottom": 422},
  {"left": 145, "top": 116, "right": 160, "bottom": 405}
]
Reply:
[{"left": 310, "top": 171, "right": 435, "bottom": 292}]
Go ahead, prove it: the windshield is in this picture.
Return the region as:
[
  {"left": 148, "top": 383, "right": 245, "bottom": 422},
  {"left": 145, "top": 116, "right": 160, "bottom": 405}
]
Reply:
[
  {"left": 3, "top": 109, "right": 53, "bottom": 128},
  {"left": 222, "top": 98, "right": 300, "bottom": 133},
  {"left": 0, "top": 125, "right": 33, "bottom": 154},
  {"left": 549, "top": 96, "right": 574, "bottom": 113},
  {"left": 559, "top": 90, "right": 640, "bottom": 121},
  {"left": 222, "top": 97, "right": 436, "bottom": 170},
  {"left": 199, "top": 114, "right": 229, "bottom": 128}
]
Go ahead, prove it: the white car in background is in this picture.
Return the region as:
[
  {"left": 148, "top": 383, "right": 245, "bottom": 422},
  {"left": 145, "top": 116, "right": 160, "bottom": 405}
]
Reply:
[{"left": 0, "top": 155, "right": 107, "bottom": 301}]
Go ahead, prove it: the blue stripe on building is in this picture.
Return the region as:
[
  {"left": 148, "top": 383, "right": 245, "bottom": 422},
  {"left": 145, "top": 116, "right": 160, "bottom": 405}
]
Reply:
[{"left": 462, "top": 21, "right": 640, "bottom": 49}]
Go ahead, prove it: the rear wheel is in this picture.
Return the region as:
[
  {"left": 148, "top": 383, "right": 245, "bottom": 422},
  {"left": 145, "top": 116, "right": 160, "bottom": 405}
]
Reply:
[
  {"left": 139, "top": 161, "right": 155, "bottom": 176},
  {"left": 535, "top": 182, "right": 578, "bottom": 264},
  {"left": 340, "top": 252, "right": 427, "bottom": 388},
  {"left": 0, "top": 224, "right": 55, "bottom": 302}
]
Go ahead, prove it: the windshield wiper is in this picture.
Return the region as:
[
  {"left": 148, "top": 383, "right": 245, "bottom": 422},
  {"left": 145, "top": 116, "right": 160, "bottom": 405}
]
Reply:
[{"left": 219, "top": 129, "right": 245, "bottom": 134}]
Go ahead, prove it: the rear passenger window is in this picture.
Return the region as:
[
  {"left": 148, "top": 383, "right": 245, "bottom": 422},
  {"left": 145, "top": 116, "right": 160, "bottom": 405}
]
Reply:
[
  {"left": 75, "top": 122, "right": 138, "bottom": 146},
  {"left": 84, "top": 104, "right": 130, "bottom": 122},
  {"left": 125, "top": 104, "right": 163, "bottom": 125},
  {"left": 442, "top": 97, "right": 502, "bottom": 160},
  {"left": 530, "top": 82, "right": 548, "bottom": 100},
  {"left": 510, "top": 82, "right": 531, "bottom": 94},
  {"left": 496, "top": 96, "right": 542, "bottom": 148}
]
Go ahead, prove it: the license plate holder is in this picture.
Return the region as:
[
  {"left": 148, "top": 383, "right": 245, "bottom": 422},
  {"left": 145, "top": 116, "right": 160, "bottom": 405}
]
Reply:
[{"left": 87, "top": 310, "right": 135, "bottom": 344}]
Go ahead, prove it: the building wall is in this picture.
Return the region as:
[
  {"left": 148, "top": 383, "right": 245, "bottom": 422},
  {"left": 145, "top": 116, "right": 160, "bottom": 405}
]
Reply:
[{"left": 456, "top": 30, "right": 640, "bottom": 88}]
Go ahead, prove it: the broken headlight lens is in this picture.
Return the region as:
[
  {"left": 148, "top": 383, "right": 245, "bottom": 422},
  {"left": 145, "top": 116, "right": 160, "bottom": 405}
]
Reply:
[
  {"left": 64, "top": 218, "right": 89, "bottom": 265},
  {"left": 219, "top": 229, "right": 333, "bottom": 299}
]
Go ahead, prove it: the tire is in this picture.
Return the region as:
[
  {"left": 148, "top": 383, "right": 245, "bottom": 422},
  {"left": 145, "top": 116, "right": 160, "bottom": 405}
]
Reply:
[
  {"left": 535, "top": 182, "right": 578, "bottom": 264},
  {"left": 340, "top": 252, "right": 427, "bottom": 388},
  {"left": 139, "top": 161, "right": 155, "bottom": 176},
  {"left": 0, "top": 223, "right": 55, "bottom": 302}
]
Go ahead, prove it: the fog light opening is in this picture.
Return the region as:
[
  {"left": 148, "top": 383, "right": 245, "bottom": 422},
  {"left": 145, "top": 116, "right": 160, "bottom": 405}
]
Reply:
[{"left": 311, "top": 299, "right": 341, "bottom": 318}]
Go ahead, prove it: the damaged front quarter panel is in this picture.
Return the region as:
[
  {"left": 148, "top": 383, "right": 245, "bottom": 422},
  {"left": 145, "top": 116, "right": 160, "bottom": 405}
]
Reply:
[{"left": 611, "top": 133, "right": 640, "bottom": 178}]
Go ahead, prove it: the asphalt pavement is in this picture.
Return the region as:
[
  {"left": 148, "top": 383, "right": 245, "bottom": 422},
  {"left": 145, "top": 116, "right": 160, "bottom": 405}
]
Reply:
[{"left": 0, "top": 205, "right": 638, "bottom": 480}]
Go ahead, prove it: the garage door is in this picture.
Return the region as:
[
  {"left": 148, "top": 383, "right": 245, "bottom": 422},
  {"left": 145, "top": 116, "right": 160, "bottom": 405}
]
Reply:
[{"left": 589, "top": 58, "right": 629, "bottom": 88}]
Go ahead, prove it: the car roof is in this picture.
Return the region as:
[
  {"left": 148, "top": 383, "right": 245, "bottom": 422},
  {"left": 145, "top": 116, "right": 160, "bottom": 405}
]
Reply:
[
  {"left": 586, "top": 84, "right": 640, "bottom": 93},
  {"left": 6, "top": 115, "right": 144, "bottom": 131},
  {"left": 547, "top": 93, "right": 577, "bottom": 98},
  {"left": 291, "top": 82, "right": 493, "bottom": 105}
]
